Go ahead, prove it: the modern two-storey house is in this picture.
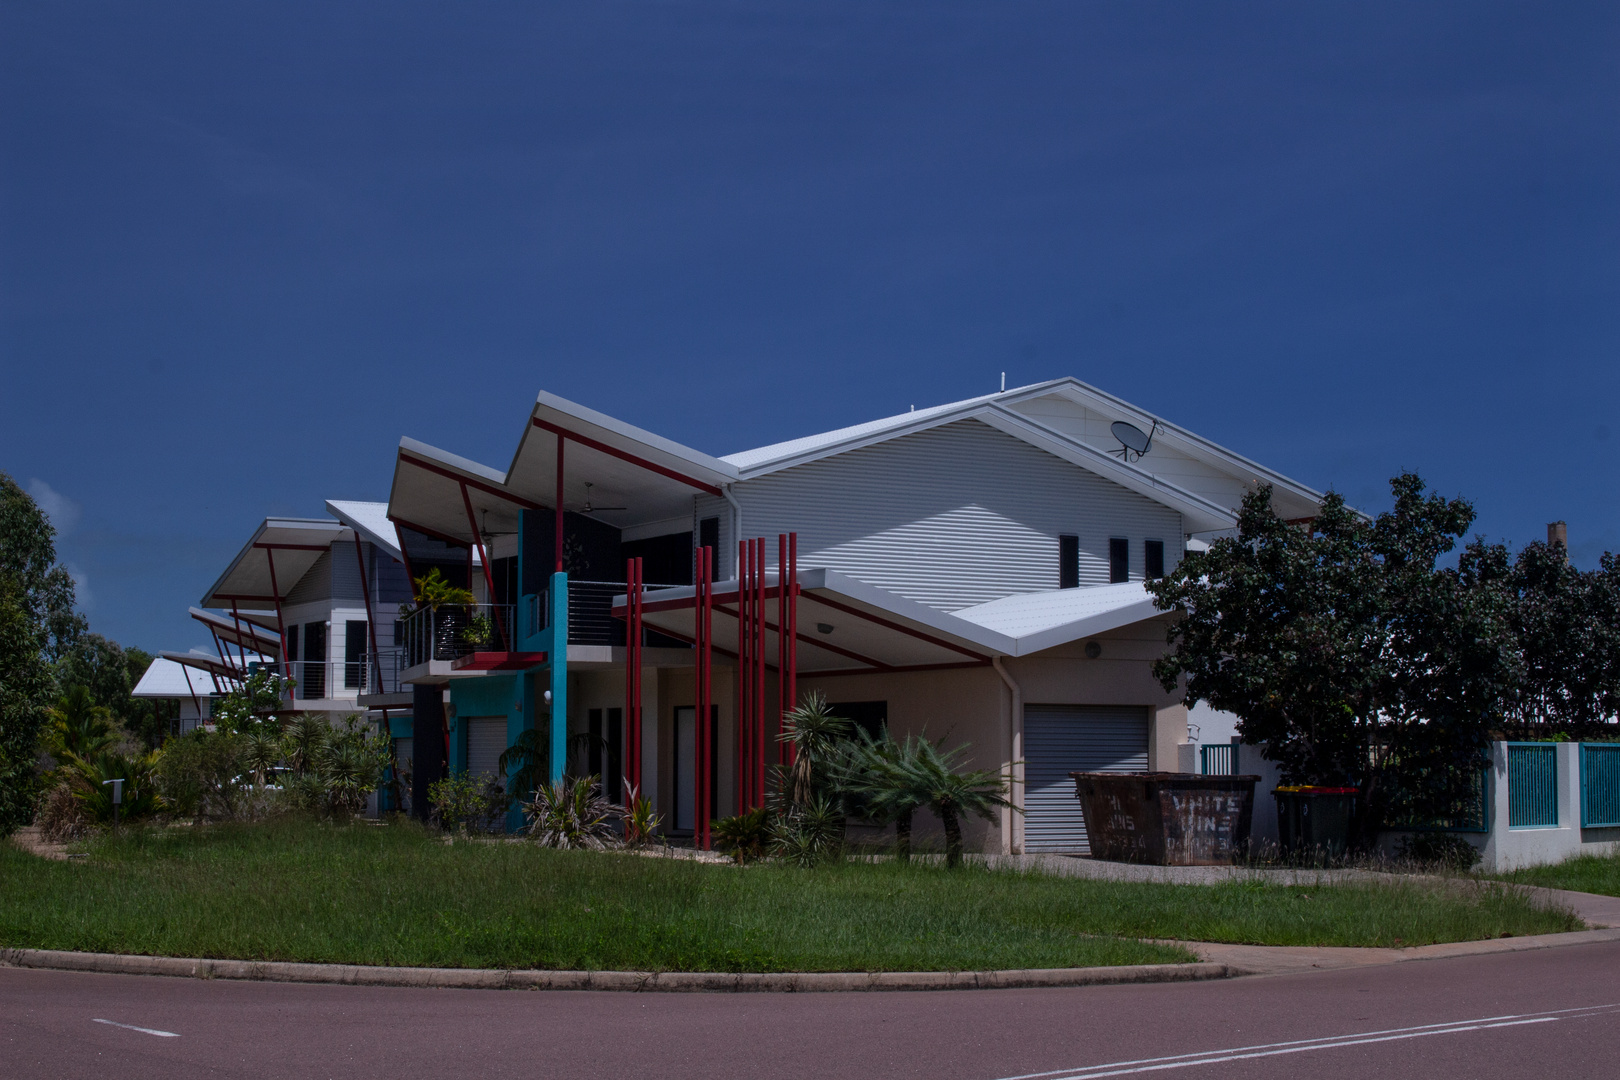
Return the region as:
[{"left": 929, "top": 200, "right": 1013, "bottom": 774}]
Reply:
[{"left": 385, "top": 377, "right": 1324, "bottom": 853}]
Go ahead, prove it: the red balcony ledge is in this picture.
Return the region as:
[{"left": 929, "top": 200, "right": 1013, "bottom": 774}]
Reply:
[{"left": 449, "top": 651, "right": 549, "bottom": 672}]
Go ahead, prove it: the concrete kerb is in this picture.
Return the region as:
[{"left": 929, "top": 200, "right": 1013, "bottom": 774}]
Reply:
[{"left": 0, "top": 949, "right": 1237, "bottom": 992}]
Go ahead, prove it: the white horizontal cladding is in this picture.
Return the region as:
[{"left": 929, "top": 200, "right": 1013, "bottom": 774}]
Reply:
[{"left": 734, "top": 419, "right": 1184, "bottom": 612}]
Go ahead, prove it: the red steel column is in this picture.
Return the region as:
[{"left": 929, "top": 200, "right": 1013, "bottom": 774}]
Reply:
[
  {"left": 461, "top": 483, "right": 505, "bottom": 649},
  {"left": 736, "top": 538, "right": 751, "bottom": 811},
  {"left": 625, "top": 556, "right": 643, "bottom": 795},
  {"left": 778, "top": 534, "right": 791, "bottom": 770},
  {"left": 265, "top": 547, "right": 288, "bottom": 690},
  {"left": 701, "top": 546, "right": 715, "bottom": 845},
  {"left": 352, "top": 536, "right": 383, "bottom": 694},
  {"left": 694, "top": 546, "right": 712, "bottom": 847},
  {"left": 753, "top": 537, "right": 766, "bottom": 808}
]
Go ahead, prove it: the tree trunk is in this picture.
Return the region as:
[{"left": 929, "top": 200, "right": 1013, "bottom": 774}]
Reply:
[
  {"left": 943, "top": 808, "right": 963, "bottom": 868},
  {"left": 896, "top": 809, "right": 912, "bottom": 863}
]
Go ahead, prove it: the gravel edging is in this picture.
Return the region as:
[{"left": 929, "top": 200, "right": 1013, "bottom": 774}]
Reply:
[{"left": 0, "top": 948, "right": 1233, "bottom": 992}]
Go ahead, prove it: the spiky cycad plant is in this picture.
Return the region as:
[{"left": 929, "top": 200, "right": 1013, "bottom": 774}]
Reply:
[
  {"left": 833, "top": 730, "right": 931, "bottom": 862},
  {"left": 777, "top": 691, "right": 851, "bottom": 807},
  {"left": 904, "top": 738, "right": 1018, "bottom": 868},
  {"left": 524, "top": 775, "right": 622, "bottom": 850}
]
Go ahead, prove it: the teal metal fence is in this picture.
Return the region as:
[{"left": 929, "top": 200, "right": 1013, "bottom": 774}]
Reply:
[
  {"left": 1200, "top": 740, "right": 1238, "bottom": 775},
  {"left": 1581, "top": 744, "right": 1620, "bottom": 828},
  {"left": 1507, "top": 743, "right": 1559, "bottom": 828}
]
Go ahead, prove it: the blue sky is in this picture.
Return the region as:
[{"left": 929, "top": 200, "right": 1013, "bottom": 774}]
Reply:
[{"left": 2, "top": 2, "right": 1616, "bottom": 653}]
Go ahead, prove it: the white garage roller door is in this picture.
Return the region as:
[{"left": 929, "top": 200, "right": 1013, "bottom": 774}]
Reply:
[
  {"left": 466, "top": 718, "right": 507, "bottom": 781},
  {"left": 1023, "top": 705, "right": 1149, "bottom": 853}
]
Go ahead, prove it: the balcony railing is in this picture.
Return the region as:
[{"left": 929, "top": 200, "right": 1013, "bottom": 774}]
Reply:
[
  {"left": 568, "top": 580, "right": 687, "bottom": 647},
  {"left": 277, "top": 660, "right": 361, "bottom": 701},
  {"left": 361, "top": 647, "right": 405, "bottom": 696},
  {"left": 400, "top": 604, "right": 517, "bottom": 667}
]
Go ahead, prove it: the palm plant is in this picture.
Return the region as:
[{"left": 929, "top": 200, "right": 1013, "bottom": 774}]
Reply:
[
  {"left": 47, "top": 685, "right": 118, "bottom": 760},
  {"left": 281, "top": 714, "right": 330, "bottom": 775},
  {"left": 834, "top": 730, "right": 930, "bottom": 863},
  {"left": 905, "top": 738, "right": 1017, "bottom": 868},
  {"left": 242, "top": 729, "right": 282, "bottom": 787},
  {"left": 523, "top": 774, "right": 622, "bottom": 850},
  {"left": 777, "top": 691, "right": 851, "bottom": 807},
  {"left": 65, "top": 749, "right": 161, "bottom": 824},
  {"left": 498, "top": 728, "right": 547, "bottom": 800},
  {"left": 412, "top": 567, "right": 476, "bottom": 610}
]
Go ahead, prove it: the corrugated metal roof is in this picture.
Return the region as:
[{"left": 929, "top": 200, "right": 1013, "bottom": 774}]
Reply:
[
  {"left": 952, "top": 582, "right": 1160, "bottom": 639},
  {"left": 325, "top": 500, "right": 401, "bottom": 559},
  {"left": 719, "top": 388, "right": 1020, "bottom": 470}
]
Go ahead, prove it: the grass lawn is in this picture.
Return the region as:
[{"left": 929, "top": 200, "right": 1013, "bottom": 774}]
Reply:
[
  {"left": 1497, "top": 851, "right": 1620, "bottom": 897},
  {"left": 0, "top": 819, "right": 1580, "bottom": 973}
]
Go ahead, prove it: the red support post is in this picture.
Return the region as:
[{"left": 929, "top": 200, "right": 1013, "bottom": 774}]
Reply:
[
  {"left": 354, "top": 534, "right": 383, "bottom": 695},
  {"left": 554, "top": 432, "right": 566, "bottom": 573},
  {"left": 264, "top": 548, "right": 288, "bottom": 689},
  {"left": 624, "top": 557, "right": 643, "bottom": 796},
  {"left": 461, "top": 483, "right": 507, "bottom": 649},
  {"left": 753, "top": 537, "right": 766, "bottom": 808},
  {"left": 778, "top": 534, "right": 790, "bottom": 770},
  {"left": 736, "top": 538, "right": 750, "bottom": 811},
  {"left": 696, "top": 545, "right": 713, "bottom": 847}
]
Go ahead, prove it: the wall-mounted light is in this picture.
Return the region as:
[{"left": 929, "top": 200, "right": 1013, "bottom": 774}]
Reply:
[
  {"left": 1084, "top": 641, "right": 1102, "bottom": 659},
  {"left": 816, "top": 623, "right": 834, "bottom": 635}
]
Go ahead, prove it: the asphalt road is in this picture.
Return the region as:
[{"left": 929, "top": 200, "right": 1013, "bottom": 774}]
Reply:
[{"left": 5, "top": 942, "right": 1619, "bottom": 1079}]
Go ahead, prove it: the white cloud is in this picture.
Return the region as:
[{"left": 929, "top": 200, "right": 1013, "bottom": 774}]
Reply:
[
  {"left": 26, "top": 479, "right": 81, "bottom": 535},
  {"left": 66, "top": 564, "right": 94, "bottom": 611}
]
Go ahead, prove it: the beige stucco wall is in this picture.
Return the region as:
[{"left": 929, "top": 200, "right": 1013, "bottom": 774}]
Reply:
[{"left": 801, "top": 613, "right": 1188, "bottom": 855}]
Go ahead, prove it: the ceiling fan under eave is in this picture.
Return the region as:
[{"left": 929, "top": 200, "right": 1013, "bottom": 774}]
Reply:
[{"left": 575, "top": 483, "right": 628, "bottom": 515}]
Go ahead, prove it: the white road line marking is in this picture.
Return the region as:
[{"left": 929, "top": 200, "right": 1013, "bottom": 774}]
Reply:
[
  {"left": 994, "top": 1003, "right": 1620, "bottom": 1080},
  {"left": 92, "top": 1018, "right": 180, "bottom": 1038}
]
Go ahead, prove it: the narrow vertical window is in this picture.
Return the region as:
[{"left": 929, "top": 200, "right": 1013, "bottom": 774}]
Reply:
[
  {"left": 1145, "top": 539, "right": 1165, "bottom": 580},
  {"left": 1109, "top": 538, "right": 1129, "bottom": 584},
  {"left": 1058, "top": 534, "right": 1080, "bottom": 589},
  {"left": 344, "top": 620, "right": 367, "bottom": 689}
]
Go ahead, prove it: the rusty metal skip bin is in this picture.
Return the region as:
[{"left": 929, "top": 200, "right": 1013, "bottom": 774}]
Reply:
[{"left": 1069, "top": 772, "right": 1260, "bottom": 865}]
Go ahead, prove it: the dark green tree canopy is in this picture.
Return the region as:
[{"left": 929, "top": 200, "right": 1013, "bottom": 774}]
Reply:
[
  {"left": 1147, "top": 474, "right": 1517, "bottom": 829},
  {"left": 0, "top": 472, "right": 85, "bottom": 663}
]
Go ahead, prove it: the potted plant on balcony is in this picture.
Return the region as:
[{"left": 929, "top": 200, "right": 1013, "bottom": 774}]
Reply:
[{"left": 409, "top": 569, "right": 476, "bottom": 660}]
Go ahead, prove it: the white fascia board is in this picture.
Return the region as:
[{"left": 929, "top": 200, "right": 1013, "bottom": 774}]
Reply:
[
  {"left": 729, "top": 399, "right": 1008, "bottom": 480},
  {"left": 396, "top": 436, "right": 511, "bottom": 486},
  {"left": 1003, "top": 596, "right": 1168, "bottom": 656},
  {"left": 528, "top": 390, "right": 739, "bottom": 485},
  {"left": 974, "top": 407, "right": 1239, "bottom": 532}
]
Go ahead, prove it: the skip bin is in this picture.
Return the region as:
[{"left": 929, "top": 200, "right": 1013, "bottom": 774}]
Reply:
[
  {"left": 1273, "top": 786, "right": 1358, "bottom": 858},
  {"left": 1069, "top": 772, "right": 1259, "bottom": 865}
]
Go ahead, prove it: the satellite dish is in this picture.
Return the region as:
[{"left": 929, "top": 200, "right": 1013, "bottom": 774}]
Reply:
[{"left": 1109, "top": 420, "right": 1158, "bottom": 463}]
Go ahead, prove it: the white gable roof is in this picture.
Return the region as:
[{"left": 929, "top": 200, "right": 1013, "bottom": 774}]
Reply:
[{"left": 721, "top": 377, "right": 1324, "bottom": 525}]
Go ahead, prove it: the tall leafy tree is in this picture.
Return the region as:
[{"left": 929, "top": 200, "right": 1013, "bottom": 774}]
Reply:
[
  {"left": 1148, "top": 474, "right": 1514, "bottom": 838},
  {"left": 0, "top": 474, "right": 84, "bottom": 834},
  {"left": 1500, "top": 541, "right": 1620, "bottom": 738}
]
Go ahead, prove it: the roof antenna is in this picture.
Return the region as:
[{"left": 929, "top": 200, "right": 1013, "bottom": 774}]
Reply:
[
  {"left": 1108, "top": 419, "right": 1159, "bottom": 463},
  {"left": 1000, "top": 372, "right": 1006, "bottom": 392}
]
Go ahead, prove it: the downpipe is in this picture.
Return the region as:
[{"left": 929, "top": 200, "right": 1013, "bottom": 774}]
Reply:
[{"left": 992, "top": 656, "right": 1024, "bottom": 855}]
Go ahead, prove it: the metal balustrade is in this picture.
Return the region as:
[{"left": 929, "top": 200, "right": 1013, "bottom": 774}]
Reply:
[
  {"left": 399, "top": 604, "right": 516, "bottom": 667},
  {"left": 1581, "top": 744, "right": 1620, "bottom": 828},
  {"left": 361, "top": 647, "right": 405, "bottom": 695},
  {"left": 1507, "top": 743, "right": 1559, "bottom": 828}
]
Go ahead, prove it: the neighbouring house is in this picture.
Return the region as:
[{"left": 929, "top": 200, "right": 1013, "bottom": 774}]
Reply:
[{"left": 384, "top": 377, "right": 1322, "bottom": 852}]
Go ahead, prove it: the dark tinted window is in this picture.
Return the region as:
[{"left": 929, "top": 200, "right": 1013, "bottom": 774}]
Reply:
[
  {"left": 1109, "top": 538, "right": 1129, "bottom": 584},
  {"left": 1058, "top": 534, "right": 1080, "bottom": 589},
  {"left": 1145, "top": 539, "right": 1165, "bottom": 579}
]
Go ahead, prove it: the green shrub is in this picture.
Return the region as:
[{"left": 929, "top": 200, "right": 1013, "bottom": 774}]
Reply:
[
  {"left": 713, "top": 807, "right": 772, "bottom": 864},
  {"left": 523, "top": 775, "right": 619, "bottom": 849},
  {"left": 155, "top": 731, "right": 248, "bottom": 821},
  {"left": 428, "top": 774, "right": 511, "bottom": 833}
]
